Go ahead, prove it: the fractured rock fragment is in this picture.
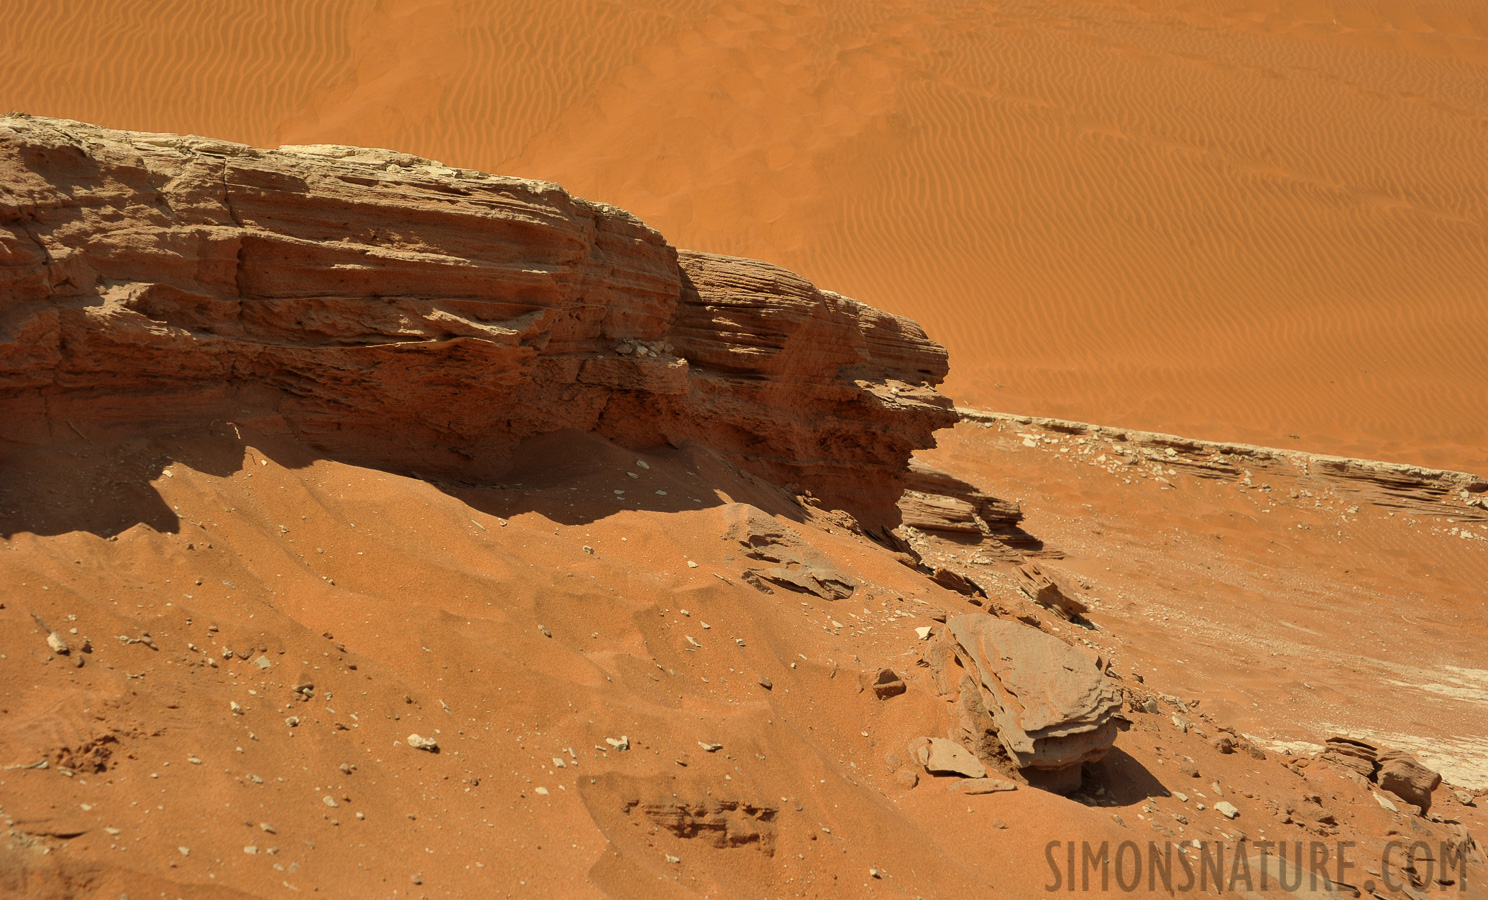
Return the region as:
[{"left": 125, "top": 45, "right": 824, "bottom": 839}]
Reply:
[
  {"left": 867, "top": 668, "right": 906, "bottom": 699},
  {"left": 927, "top": 614, "right": 1121, "bottom": 794}
]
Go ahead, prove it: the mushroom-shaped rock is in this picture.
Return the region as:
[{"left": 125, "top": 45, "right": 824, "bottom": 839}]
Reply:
[{"left": 931, "top": 614, "right": 1121, "bottom": 794}]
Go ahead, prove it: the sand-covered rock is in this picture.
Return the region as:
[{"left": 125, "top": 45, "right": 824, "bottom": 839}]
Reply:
[{"left": 726, "top": 504, "right": 855, "bottom": 600}]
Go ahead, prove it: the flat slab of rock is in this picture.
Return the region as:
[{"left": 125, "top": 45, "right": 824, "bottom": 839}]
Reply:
[
  {"left": 951, "top": 778, "right": 1017, "bottom": 795},
  {"left": 914, "top": 738, "right": 987, "bottom": 779}
]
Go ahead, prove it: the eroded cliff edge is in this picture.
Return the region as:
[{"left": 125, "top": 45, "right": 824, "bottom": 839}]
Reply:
[{"left": 0, "top": 115, "right": 953, "bottom": 516}]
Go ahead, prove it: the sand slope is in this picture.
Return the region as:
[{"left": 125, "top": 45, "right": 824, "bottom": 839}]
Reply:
[
  {"left": 4, "top": 423, "right": 1484, "bottom": 896},
  {"left": 4, "top": 0, "right": 1485, "bottom": 472}
]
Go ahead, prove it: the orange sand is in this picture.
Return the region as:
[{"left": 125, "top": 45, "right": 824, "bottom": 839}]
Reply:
[{"left": 4, "top": 0, "right": 1484, "bottom": 472}]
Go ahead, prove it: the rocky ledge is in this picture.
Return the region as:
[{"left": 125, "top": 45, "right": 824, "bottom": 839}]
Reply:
[{"left": 0, "top": 116, "right": 953, "bottom": 515}]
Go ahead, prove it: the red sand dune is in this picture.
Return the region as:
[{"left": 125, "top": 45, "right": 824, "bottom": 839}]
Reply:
[{"left": 4, "top": 0, "right": 1485, "bottom": 472}]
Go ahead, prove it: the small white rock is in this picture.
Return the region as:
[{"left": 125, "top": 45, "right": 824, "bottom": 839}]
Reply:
[
  {"left": 915, "top": 626, "right": 933, "bottom": 640},
  {"left": 407, "top": 734, "right": 439, "bottom": 752},
  {"left": 605, "top": 736, "right": 629, "bottom": 751},
  {"left": 323, "top": 796, "right": 338, "bottom": 808},
  {"left": 1215, "top": 801, "right": 1239, "bottom": 819}
]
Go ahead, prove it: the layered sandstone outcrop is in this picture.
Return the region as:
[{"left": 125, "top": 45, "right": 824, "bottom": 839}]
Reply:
[{"left": 0, "top": 116, "right": 953, "bottom": 513}]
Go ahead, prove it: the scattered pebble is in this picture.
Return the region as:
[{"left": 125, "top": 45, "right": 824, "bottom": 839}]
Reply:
[
  {"left": 605, "top": 736, "right": 629, "bottom": 751},
  {"left": 407, "top": 734, "right": 439, "bottom": 752},
  {"left": 698, "top": 742, "right": 722, "bottom": 753},
  {"left": 1215, "top": 801, "right": 1239, "bottom": 819}
]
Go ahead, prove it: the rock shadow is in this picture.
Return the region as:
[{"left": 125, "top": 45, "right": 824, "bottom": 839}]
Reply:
[
  {"left": 1075, "top": 746, "right": 1173, "bottom": 807},
  {"left": 0, "top": 411, "right": 814, "bottom": 541}
]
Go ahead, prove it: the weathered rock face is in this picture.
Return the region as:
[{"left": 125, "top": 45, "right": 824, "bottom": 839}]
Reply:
[
  {"left": 1320, "top": 738, "right": 1442, "bottom": 814},
  {"left": 928, "top": 613, "right": 1121, "bottom": 794},
  {"left": 0, "top": 116, "right": 952, "bottom": 512},
  {"left": 1377, "top": 750, "right": 1442, "bottom": 814}
]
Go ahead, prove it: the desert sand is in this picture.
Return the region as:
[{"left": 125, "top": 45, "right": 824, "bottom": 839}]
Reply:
[
  {"left": 4, "top": 0, "right": 1486, "bottom": 471},
  {"left": 2, "top": 1, "right": 1487, "bottom": 897}
]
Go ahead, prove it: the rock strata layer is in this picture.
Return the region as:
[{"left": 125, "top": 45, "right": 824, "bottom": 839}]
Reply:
[{"left": 0, "top": 116, "right": 953, "bottom": 512}]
